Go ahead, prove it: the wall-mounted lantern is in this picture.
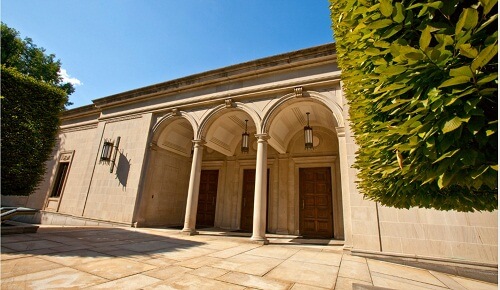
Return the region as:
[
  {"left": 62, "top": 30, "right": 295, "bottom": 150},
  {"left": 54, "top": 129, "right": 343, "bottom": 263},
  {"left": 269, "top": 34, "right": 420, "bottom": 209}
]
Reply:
[
  {"left": 101, "top": 137, "right": 121, "bottom": 173},
  {"left": 304, "top": 112, "right": 313, "bottom": 150},
  {"left": 241, "top": 120, "right": 249, "bottom": 153},
  {"left": 110, "top": 137, "right": 121, "bottom": 173},
  {"left": 100, "top": 141, "right": 113, "bottom": 161}
]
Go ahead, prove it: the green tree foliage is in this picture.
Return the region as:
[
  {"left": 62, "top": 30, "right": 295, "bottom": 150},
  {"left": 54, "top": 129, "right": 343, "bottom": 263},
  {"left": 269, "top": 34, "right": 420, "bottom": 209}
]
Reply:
[
  {"left": 329, "top": 0, "right": 497, "bottom": 211},
  {"left": 1, "top": 23, "right": 75, "bottom": 97},
  {"left": 1, "top": 66, "right": 68, "bottom": 196}
]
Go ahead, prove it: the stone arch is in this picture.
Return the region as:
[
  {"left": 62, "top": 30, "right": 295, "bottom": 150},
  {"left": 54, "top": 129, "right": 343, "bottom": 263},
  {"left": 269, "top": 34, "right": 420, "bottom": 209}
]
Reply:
[
  {"left": 261, "top": 90, "right": 344, "bottom": 134},
  {"left": 197, "top": 102, "right": 262, "bottom": 140},
  {"left": 152, "top": 111, "right": 198, "bottom": 141}
]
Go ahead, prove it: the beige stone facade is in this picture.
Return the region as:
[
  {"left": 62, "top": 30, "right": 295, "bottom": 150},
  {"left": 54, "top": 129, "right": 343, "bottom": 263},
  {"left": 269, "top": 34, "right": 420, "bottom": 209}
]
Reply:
[{"left": 10, "top": 44, "right": 497, "bottom": 268}]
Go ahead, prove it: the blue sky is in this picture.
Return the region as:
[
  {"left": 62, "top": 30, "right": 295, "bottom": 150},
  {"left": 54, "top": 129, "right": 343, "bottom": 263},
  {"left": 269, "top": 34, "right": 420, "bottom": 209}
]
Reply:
[{"left": 2, "top": 1, "right": 334, "bottom": 109}]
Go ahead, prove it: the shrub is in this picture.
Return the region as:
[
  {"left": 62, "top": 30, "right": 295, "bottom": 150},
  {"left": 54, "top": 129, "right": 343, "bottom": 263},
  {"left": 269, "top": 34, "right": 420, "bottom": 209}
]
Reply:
[
  {"left": 330, "top": 0, "right": 497, "bottom": 211},
  {"left": 1, "top": 66, "right": 67, "bottom": 196}
]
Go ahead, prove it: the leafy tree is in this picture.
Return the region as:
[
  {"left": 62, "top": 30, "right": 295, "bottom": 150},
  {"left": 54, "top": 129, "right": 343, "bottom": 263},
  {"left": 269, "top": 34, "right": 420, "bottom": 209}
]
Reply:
[
  {"left": 1, "top": 22, "right": 75, "bottom": 97},
  {"left": 1, "top": 66, "right": 68, "bottom": 196},
  {"left": 1, "top": 23, "right": 70, "bottom": 196},
  {"left": 329, "top": 0, "right": 497, "bottom": 211}
]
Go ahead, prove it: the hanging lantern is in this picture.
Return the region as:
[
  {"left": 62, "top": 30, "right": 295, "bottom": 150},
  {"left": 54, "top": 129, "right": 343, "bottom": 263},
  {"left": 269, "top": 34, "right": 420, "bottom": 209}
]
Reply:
[
  {"left": 241, "top": 120, "right": 249, "bottom": 153},
  {"left": 100, "top": 140, "right": 113, "bottom": 161},
  {"left": 304, "top": 112, "right": 313, "bottom": 150}
]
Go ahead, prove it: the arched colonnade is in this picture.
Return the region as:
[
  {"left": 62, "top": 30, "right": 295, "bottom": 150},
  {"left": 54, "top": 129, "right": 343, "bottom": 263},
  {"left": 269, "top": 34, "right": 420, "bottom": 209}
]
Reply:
[{"left": 144, "top": 88, "right": 350, "bottom": 244}]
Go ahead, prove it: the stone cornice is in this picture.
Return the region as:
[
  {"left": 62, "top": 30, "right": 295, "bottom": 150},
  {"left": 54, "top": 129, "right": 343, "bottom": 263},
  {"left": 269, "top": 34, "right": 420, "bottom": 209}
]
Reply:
[
  {"left": 92, "top": 43, "right": 337, "bottom": 109},
  {"left": 62, "top": 43, "right": 337, "bottom": 120},
  {"left": 61, "top": 104, "right": 99, "bottom": 120}
]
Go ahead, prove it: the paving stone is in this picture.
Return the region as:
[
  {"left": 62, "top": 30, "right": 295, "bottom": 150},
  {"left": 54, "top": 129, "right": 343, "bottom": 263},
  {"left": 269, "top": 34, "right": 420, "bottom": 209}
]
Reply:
[
  {"left": 371, "top": 271, "right": 448, "bottom": 290},
  {"left": 189, "top": 266, "right": 229, "bottom": 279},
  {"left": 338, "top": 259, "right": 372, "bottom": 283},
  {"left": 289, "top": 249, "right": 342, "bottom": 266},
  {"left": 143, "top": 265, "right": 192, "bottom": 281},
  {"left": 208, "top": 244, "right": 261, "bottom": 258},
  {"left": 218, "top": 271, "right": 292, "bottom": 290},
  {"left": 74, "top": 257, "right": 157, "bottom": 280},
  {"left": 145, "top": 273, "right": 246, "bottom": 289},
  {"left": 290, "top": 282, "right": 330, "bottom": 289},
  {"left": 334, "top": 277, "right": 373, "bottom": 290},
  {"left": 211, "top": 253, "right": 283, "bottom": 276},
  {"left": 1, "top": 267, "right": 107, "bottom": 289},
  {"left": 90, "top": 273, "right": 161, "bottom": 289},
  {"left": 265, "top": 259, "right": 338, "bottom": 289},
  {"left": 367, "top": 259, "right": 447, "bottom": 288},
  {"left": 1, "top": 256, "right": 63, "bottom": 279},
  {"left": 2, "top": 239, "right": 66, "bottom": 251},
  {"left": 175, "top": 256, "right": 222, "bottom": 269},
  {"left": 449, "top": 275, "right": 498, "bottom": 290},
  {"left": 245, "top": 244, "right": 300, "bottom": 259},
  {"left": 39, "top": 249, "right": 114, "bottom": 266}
]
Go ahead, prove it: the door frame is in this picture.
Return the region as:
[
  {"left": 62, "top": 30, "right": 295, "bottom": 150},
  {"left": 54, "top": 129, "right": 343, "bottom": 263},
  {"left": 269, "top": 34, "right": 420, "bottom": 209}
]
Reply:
[
  {"left": 239, "top": 168, "right": 270, "bottom": 232},
  {"left": 200, "top": 161, "right": 225, "bottom": 228},
  {"left": 236, "top": 159, "right": 275, "bottom": 232},
  {"left": 299, "top": 167, "right": 334, "bottom": 238},
  {"left": 292, "top": 156, "right": 343, "bottom": 239},
  {"left": 196, "top": 169, "right": 220, "bottom": 227}
]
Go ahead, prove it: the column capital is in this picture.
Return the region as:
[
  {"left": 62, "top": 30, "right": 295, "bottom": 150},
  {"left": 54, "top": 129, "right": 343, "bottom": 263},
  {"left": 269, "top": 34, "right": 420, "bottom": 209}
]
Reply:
[
  {"left": 335, "top": 127, "right": 346, "bottom": 137},
  {"left": 254, "top": 133, "right": 270, "bottom": 141},
  {"left": 192, "top": 139, "right": 206, "bottom": 147}
]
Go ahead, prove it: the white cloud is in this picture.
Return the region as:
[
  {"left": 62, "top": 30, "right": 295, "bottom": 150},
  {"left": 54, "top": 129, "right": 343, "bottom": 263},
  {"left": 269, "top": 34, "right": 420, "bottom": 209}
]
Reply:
[{"left": 59, "top": 68, "right": 82, "bottom": 86}]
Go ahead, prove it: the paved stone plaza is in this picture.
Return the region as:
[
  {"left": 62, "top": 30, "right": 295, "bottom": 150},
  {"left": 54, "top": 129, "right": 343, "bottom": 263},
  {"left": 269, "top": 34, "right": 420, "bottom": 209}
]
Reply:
[{"left": 1, "top": 226, "right": 497, "bottom": 289}]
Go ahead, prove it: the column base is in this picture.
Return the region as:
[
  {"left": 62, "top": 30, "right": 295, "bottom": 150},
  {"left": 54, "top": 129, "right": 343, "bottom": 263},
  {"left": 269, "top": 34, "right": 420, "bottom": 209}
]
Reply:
[
  {"left": 250, "top": 236, "right": 269, "bottom": 245},
  {"left": 180, "top": 228, "right": 198, "bottom": 236}
]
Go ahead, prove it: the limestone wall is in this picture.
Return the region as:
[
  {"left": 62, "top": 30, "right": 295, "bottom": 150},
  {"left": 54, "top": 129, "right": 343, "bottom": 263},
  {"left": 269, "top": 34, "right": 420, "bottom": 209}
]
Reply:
[
  {"left": 341, "top": 90, "right": 498, "bottom": 265},
  {"left": 378, "top": 207, "right": 498, "bottom": 264},
  {"left": 82, "top": 113, "right": 153, "bottom": 224},
  {"left": 139, "top": 148, "right": 191, "bottom": 227},
  {"left": 26, "top": 119, "right": 100, "bottom": 212}
]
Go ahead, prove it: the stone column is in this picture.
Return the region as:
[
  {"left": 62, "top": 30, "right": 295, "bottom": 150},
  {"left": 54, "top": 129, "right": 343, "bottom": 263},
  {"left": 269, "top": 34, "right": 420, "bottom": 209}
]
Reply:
[
  {"left": 181, "top": 139, "right": 205, "bottom": 235},
  {"left": 251, "top": 133, "right": 269, "bottom": 244}
]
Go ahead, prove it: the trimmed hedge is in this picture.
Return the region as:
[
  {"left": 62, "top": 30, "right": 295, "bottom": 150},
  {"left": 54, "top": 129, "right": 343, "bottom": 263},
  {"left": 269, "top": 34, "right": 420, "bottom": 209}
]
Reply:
[
  {"left": 1, "top": 65, "right": 67, "bottom": 196},
  {"left": 330, "top": 0, "right": 497, "bottom": 211}
]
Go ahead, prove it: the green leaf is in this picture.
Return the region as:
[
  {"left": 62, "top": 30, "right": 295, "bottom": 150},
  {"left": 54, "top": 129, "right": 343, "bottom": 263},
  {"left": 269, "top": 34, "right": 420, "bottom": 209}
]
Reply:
[
  {"left": 442, "top": 116, "right": 463, "bottom": 133},
  {"left": 477, "top": 73, "right": 498, "bottom": 85},
  {"left": 455, "top": 8, "right": 479, "bottom": 35},
  {"left": 439, "top": 76, "right": 471, "bottom": 88},
  {"left": 438, "top": 171, "right": 456, "bottom": 189},
  {"left": 367, "top": 19, "right": 393, "bottom": 29},
  {"left": 433, "top": 149, "right": 460, "bottom": 164},
  {"left": 384, "top": 65, "right": 407, "bottom": 75},
  {"left": 420, "top": 25, "right": 432, "bottom": 50},
  {"left": 476, "top": 14, "right": 498, "bottom": 33},
  {"left": 471, "top": 43, "right": 498, "bottom": 71},
  {"left": 449, "top": 66, "right": 473, "bottom": 78},
  {"left": 380, "top": 0, "right": 393, "bottom": 17},
  {"left": 479, "top": 0, "right": 498, "bottom": 15},
  {"left": 459, "top": 44, "right": 479, "bottom": 58},
  {"left": 393, "top": 2, "right": 405, "bottom": 23}
]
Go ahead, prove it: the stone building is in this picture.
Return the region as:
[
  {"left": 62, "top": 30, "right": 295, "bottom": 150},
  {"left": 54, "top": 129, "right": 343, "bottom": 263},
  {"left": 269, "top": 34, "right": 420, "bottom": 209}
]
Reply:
[{"left": 5, "top": 43, "right": 497, "bottom": 275}]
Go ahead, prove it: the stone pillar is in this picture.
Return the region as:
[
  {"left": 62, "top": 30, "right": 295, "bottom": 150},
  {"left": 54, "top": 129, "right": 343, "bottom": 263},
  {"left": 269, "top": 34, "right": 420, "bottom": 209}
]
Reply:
[
  {"left": 181, "top": 139, "right": 205, "bottom": 235},
  {"left": 336, "top": 127, "right": 353, "bottom": 250},
  {"left": 251, "top": 133, "right": 269, "bottom": 244}
]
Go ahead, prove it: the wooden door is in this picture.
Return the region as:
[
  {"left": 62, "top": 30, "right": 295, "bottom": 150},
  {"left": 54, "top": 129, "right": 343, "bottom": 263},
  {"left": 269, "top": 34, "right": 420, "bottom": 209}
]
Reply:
[
  {"left": 299, "top": 167, "right": 333, "bottom": 238},
  {"left": 240, "top": 169, "right": 255, "bottom": 232},
  {"left": 240, "top": 169, "right": 269, "bottom": 232},
  {"left": 196, "top": 170, "right": 219, "bottom": 227}
]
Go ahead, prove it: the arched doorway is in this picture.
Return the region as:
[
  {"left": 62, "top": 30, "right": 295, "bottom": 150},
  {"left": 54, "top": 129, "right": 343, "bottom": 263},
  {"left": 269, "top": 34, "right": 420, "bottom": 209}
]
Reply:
[
  {"left": 263, "top": 96, "right": 344, "bottom": 239},
  {"left": 136, "top": 115, "right": 195, "bottom": 227}
]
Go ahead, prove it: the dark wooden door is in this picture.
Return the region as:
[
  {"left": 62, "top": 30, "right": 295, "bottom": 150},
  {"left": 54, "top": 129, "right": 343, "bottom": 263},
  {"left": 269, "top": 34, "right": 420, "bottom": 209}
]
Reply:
[
  {"left": 299, "top": 167, "right": 333, "bottom": 238},
  {"left": 196, "top": 170, "right": 219, "bottom": 227},
  {"left": 240, "top": 169, "right": 269, "bottom": 232}
]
